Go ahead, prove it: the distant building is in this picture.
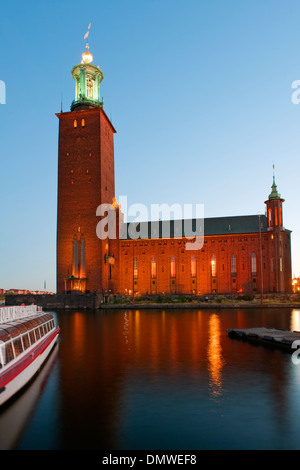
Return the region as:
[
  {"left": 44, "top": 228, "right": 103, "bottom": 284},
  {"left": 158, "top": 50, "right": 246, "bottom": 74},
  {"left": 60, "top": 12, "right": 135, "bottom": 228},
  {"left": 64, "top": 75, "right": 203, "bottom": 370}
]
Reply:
[{"left": 56, "top": 43, "right": 292, "bottom": 295}]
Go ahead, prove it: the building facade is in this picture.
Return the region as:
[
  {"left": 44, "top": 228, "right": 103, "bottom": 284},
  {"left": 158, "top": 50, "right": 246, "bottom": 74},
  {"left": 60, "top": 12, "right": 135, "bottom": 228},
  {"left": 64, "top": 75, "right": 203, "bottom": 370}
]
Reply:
[{"left": 56, "top": 44, "right": 292, "bottom": 296}]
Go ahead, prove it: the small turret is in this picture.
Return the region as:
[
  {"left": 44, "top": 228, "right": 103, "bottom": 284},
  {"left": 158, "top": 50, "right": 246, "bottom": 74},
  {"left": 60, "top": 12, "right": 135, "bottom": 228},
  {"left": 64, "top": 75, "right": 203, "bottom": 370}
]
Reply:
[{"left": 265, "top": 167, "right": 285, "bottom": 230}]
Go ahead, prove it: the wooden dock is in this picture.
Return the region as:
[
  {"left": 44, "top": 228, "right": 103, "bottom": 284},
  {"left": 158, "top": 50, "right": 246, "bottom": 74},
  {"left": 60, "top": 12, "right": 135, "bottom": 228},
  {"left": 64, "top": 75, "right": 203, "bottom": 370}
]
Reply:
[{"left": 227, "top": 327, "right": 300, "bottom": 352}]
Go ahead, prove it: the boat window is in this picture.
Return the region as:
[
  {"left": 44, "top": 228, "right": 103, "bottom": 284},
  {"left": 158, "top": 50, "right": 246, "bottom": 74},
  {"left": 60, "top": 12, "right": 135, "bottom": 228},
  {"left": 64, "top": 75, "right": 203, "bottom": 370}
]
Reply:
[
  {"left": 29, "top": 331, "right": 36, "bottom": 344},
  {"left": 4, "top": 343, "right": 14, "bottom": 364},
  {"left": 13, "top": 338, "right": 23, "bottom": 357},
  {"left": 22, "top": 333, "right": 31, "bottom": 349}
]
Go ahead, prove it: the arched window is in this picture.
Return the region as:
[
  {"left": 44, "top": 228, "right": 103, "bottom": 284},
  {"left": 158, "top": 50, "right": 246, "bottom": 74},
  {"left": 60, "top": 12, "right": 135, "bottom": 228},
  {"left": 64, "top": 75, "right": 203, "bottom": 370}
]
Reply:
[
  {"left": 80, "top": 235, "right": 86, "bottom": 278},
  {"left": 251, "top": 253, "right": 257, "bottom": 275},
  {"left": 268, "top": 208, "right": 272, "bottom": 227},
  {"left": 72, "top": 236, "right": 78, "bottom": 277},
  {"left": 81, "top": 118, "right": 85, "bottom": 127},
  {"left": 134, "top": 257, "right": 138, "bottom": 279},
  {"left": 151, "top": 257, "right": 156, "bottom": 279},
  {"left": 73, "top": 119, "right": 77, "bottom": 128},
  {"left": 280, "top": 207, "right": 283, "bottom": 226},
  {"left": 170, "top": 256, "right": 176, "bottom": 278},
  {"left": 231, "top": 254, "right": 236, "bottom": 275},
  {"left": 275, "top": 206, "right": 278, "bottom": 226},
  {"left": 191, "top": 256, "right": 196, "bottom": 277},
  {"left": 211, "top": 254, "right": 216, "bottom": 277}
]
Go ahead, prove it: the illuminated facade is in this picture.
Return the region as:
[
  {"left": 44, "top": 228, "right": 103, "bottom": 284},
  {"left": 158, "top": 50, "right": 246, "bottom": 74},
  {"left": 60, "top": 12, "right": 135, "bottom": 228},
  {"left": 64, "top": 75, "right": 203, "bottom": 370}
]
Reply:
[
  {"left": 56, "top": 45, "right": 292, "bottom": 295},
  {"left": 56, "top": 43, "right": 116, "bottom": 294}
]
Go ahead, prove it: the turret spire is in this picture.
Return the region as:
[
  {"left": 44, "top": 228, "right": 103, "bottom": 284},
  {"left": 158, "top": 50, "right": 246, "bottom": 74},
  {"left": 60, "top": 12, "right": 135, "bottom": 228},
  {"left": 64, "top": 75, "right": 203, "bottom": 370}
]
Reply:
[{"left": 268, "top": 164, "right": 281, "bottom": 200}]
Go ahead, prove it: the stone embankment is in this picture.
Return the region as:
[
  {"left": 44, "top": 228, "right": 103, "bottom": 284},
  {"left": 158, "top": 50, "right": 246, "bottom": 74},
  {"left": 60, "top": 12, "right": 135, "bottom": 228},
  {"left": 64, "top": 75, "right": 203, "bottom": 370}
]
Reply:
[{"left": 4, "top": 292, "right": 300, "bottom": 310}]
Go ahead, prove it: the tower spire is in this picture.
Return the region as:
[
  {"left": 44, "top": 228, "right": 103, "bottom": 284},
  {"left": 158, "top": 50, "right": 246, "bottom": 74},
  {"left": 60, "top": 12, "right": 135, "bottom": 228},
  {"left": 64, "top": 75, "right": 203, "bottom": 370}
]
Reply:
[
  {"left": 70, "top": 24, "right": 103, "bottom": 111},
  {"left": 269, "top": 164, "right": 281, "bottom": 200},
  {"left": 82, "top": 23, "right": 93, "bottom": 64}
]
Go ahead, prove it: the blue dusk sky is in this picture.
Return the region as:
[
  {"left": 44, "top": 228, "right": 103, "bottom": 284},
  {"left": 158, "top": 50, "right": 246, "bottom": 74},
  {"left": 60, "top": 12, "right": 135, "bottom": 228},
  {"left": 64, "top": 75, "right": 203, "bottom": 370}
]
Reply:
[{"left": 1, "top": 0, "right": 300, "bottom": 293}]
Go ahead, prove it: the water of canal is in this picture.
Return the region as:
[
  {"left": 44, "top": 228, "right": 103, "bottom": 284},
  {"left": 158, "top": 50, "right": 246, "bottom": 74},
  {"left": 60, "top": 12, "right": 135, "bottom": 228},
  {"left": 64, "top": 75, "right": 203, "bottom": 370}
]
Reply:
[{"left": 1, "top": 307, "right": 300, "bottom": 450}]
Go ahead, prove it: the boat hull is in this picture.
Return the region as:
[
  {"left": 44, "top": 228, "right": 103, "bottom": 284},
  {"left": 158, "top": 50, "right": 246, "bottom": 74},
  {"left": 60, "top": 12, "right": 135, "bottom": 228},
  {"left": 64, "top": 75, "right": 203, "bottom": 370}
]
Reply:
[{"left": 0, "top": 328, "right": 59, "bottom": 406}]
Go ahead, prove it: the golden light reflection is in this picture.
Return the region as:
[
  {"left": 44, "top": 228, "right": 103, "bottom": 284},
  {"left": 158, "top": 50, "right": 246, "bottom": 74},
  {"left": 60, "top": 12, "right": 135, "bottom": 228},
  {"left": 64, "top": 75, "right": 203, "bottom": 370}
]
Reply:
[
  {"left": 123, "top": 312, "right": 130, "bottom": 350},
  {"left": 207, "top": 313, "right": 225, "bottom": 398},
  {"left": 291, "top": 309, "right": 300, "bottom": 332}
]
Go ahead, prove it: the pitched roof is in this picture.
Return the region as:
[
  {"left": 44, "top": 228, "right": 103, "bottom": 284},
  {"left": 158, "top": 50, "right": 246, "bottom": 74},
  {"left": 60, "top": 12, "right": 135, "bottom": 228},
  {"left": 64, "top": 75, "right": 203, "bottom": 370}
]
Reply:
[{"left": 121, "top": 214, "right": 273, "bottom": 240}]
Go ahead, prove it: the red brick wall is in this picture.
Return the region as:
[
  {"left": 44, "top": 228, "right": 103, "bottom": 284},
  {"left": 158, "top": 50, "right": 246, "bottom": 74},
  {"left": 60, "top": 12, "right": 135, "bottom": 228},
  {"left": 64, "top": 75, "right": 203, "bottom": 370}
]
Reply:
[
  {"left": 56, "top": 107, "right": 116, "bottom": 293},
  {"left": 114, "top": 231, "right": 292, "bottom": 295}
]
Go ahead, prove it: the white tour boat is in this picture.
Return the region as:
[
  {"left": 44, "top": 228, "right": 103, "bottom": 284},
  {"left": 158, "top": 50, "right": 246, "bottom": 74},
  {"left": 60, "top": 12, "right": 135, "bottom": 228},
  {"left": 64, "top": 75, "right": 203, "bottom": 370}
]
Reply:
[{"left": 0, "top": 305, "right": 60, "bottom": 406}]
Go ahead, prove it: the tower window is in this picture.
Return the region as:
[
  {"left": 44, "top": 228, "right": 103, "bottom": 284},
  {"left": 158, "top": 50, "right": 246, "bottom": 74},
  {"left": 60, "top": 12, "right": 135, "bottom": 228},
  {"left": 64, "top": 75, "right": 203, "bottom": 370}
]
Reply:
[
  {"left": 151, "top": 257, "right": 156, "bottom": 279},
  {"left": 134, "top": 257, "right": 138, "bottom": 279},
  {"left": 251, "top": 253, "right": 257, "bottom": 275},
  {"left": 268, "top": 208, "right": 272, "bottom": 227},
  {"left": 81, "top": 118, "right": 85, "bottom": 127},
  {"left": 231, "top": 254, "right": 236, "bottom": 275},
  {"left": 275, "top": 207, "right": 278, "bottom": 226},
  {"left": 211, "top": 254, "right": 216, "bottom": 277},
  {"left": 74, "top": 119, "right": 77, "bottom": 128},
  {"left": 170, "top": 256, "right": 176, "bottom": 278},
  {"left": 191, "top": 256, "right": 196, "bottom": 278}
]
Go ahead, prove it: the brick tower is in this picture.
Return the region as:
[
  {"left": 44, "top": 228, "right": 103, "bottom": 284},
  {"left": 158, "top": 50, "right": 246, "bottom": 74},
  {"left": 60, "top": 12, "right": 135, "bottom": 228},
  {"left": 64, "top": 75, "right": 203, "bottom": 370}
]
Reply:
[
  {"left": 265, "top": 170, "right": 291, "bottom": 293},
  {"left": 56, "top": 42, "right": 116, "bottom": 293}
]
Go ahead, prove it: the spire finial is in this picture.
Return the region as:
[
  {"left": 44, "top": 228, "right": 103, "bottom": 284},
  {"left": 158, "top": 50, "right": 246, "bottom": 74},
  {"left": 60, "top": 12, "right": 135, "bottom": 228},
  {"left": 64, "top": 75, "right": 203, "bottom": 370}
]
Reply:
[
  {"left": 84, "top": 23, "right": 91, "bottom": 42},
  {"left": 268, "top": 164, "right": 281, "bottom": 200},
  {"left": 82, "top": 24, "right": 93, "bottom": 63}
]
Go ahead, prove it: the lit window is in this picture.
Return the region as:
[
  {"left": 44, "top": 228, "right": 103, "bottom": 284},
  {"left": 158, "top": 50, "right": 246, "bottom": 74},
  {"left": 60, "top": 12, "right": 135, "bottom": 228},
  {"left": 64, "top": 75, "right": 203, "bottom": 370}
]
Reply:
[
  {"left": 231, "top": 254, "right": 236, "bottom": 275},
  {"left": 191, "top": 256, "right": 196, "bottom": 277},
  {"left": 280, "top": 207, "right": 283, "bottom": 226},
  {"left": 81, "top": 118, "right": 85, "bottom": 127},
  {"left": 151, "top": 257, "right": 156, "bottom": 279},
  {"left": 170, "top": 256, "right": 176, "bottom": 278},
  {"left": 251, "top": 253, "right": 257, "bottom": 275},
  {"left": 211, "top": 254, "right": 216, "bottom": 277},
  {"left": 275, "top": 207, "right": 278, "bottom": 226},
  {"left": 268, "top": 208, "right": 272, "bottom": 227},
  {"left": 134, "top": 257, "right": 138, "bottom": 279},
  {"left": 74, "top": 119, "right": 77, "bottom": 128}
]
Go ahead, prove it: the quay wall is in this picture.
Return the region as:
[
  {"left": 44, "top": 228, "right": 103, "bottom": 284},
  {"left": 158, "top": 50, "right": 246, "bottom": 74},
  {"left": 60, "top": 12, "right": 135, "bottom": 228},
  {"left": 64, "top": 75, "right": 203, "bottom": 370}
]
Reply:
[
  {"left": 4, "top": 293, "right": 103, "bottom": 310},
  {"left": 4, "top": 292, "right": 300, "bottom": 310}
]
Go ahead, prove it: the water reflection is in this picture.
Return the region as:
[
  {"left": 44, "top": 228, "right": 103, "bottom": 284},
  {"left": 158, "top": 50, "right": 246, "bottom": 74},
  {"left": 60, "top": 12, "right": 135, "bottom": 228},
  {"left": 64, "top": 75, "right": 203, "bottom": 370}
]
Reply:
[
  {"left": 4, "top": 307, "right": 300, "bottom": 450},
  {"left": 291, "top": 309, "right": 300, "bottom": 332},
  {"left": 207, "top": 314, "right": 225, "bottom": 399}
]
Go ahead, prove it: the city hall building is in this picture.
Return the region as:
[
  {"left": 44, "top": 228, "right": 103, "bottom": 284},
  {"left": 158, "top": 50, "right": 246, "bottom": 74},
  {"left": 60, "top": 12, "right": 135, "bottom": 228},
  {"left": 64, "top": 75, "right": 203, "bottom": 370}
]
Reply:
[{"left": 56, "top": 44, "right": 292, "bottom": 296}]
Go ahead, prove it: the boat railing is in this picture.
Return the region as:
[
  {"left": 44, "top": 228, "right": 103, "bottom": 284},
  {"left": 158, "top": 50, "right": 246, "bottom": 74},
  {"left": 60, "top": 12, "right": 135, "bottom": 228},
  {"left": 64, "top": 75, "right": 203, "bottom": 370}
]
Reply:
[{"left": 0, "top": 305, "right": 43, "bottom": 323}]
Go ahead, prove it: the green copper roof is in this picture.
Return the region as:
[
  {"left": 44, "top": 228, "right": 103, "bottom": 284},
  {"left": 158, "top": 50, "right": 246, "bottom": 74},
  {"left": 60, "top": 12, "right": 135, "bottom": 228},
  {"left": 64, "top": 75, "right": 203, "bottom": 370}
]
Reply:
[{"left": 268, "top": 175, "right": 281, "bottom": 200}]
